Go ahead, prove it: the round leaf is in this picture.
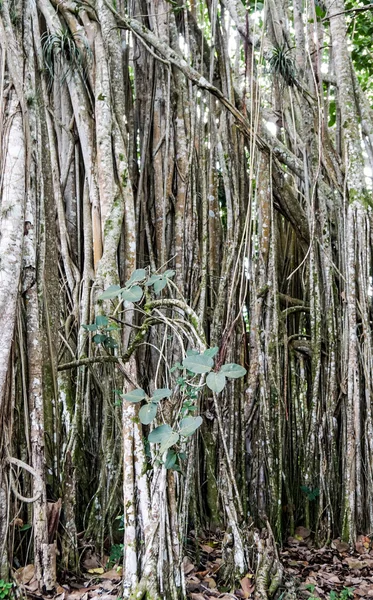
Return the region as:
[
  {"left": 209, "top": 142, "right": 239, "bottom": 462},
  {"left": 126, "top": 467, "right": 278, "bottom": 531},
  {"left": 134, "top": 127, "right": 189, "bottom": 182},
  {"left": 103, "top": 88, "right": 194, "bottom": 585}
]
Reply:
[
  {"left": 164, "top": 449, "right": 177, "bottom": 469},
  {"left": 128, "top": 269, "right": 147, "bottom": 284},
  {"left": 152, "top": 388, "right": 172, "bottom": 402},
  {"left": 204, "top": 346, "right": 219, "bottom": 358},
  {"left": 148, "top": 424, "right": 173, "bottom": 443},
  {"left": 95, "top": 315, "right": 108, "bottom": 327},
  {"left": 182, "top": 354, "right": 213, "bottom": 374},
  {"left": 145, "top": 274, "right": 162, "bottom": 287},
  {"left": 206, "top": 372, "right": 226, "bottom": 393},
  {"left": 159, "top": 432, "right": 179, "bottom": 454},
  {"left": 139, "top": 402, "right": 158, "bottom": 425},
  {"left": 164, "top": 269, "right": 175, "bottom": 279},
  {"left": 123, "top": 388, "right": 146, "bottom": 403},
  {"left": 153, "top": 277, "right": 167, "bottom": 293},
  {"left": 93, "top": 334, "right": 107, "bottom": 344},
  {"left": 98, "top": 285, "right": 122, "bottom": 300},
  {"left": 82, "top": 323, "right": 97, "bottom": 332},
  {"left": 219, "top": 363, "right": 247, "bottom": 379},
  {"left": 121, "top": 285, "right": 143, "bottom": 303},
  {"left": 179, "top": 416, "right": 203, "bottom": 437}
]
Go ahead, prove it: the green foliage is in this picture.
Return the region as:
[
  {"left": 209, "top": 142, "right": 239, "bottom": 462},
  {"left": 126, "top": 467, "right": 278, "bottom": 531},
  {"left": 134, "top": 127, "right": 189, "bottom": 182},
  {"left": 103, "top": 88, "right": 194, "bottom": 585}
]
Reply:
[
  {"left": 96, "top": 268, "right": 175, "bottom": 303},
  {"left": 122, "top": 388, "right": 146, "bottom": 403},
  {"left": 346, "top": 0, "right": 373, "bottom": 100},
  {"left": 301, "top": 485, "right": 320, "bottom": 501},
  {"left": 138, "top": 402, "right": 157, "bottom": 425},
  {"left": 206, "top": 371, "right": 226, "bottom": 393},
  {"left": 82, "top": 315, "right": 119, "bottom": 349},
  {"left": 108, "top": 543, "right": 124, "bottom": 568},
  {"left": 268, "top": 44, "right": 296, "bottom": 86},
  {"left": 0, "top": 581, "right": 13, "bottom": 600},
  {"left": 306, "top": 587, "right": 354, "bottom": 600},
  {"left": 41, "top": 28, "right": 91, "bottom": 86},
  {"left": 84, "top": 268, "right": 246, "bottom": 467}
]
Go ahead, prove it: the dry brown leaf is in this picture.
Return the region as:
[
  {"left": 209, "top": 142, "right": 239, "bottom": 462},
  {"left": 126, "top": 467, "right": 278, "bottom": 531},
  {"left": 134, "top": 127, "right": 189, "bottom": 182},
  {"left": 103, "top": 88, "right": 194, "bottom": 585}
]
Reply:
[
  {"left": 182, "top": 556, "right": 195, "bottom": 575},
  {"left": 99, "top": 568, "right": 122, "bottom": 579},
  {"left": 15, "top": 564, "right": 35, "bottom": 584},
  {"left": 295, "top": 526, "right": 311, "bottom": 539},
  {"left": 287, "top": 537, "right": 300, "bottom": 545},
  {"left": 331, "top": 539, "right": 350, "bottom": 553},
  {"left": 82, "top": 550, "right": 101, "bottom": 571},
  {"left": 326, "top": 575, "right": 341, "bottom": 584},
  {"left": 344, "top": 557, "right": 366, "bottom": 569},
  {"left": 195, "top": 570, "right": 209, "bottom": 579},
  {"left": 203, "top": 577, "right": 216, "bottom": 589},
  {"left": 201, "top": 544, "right": 215, "bottom": 554},
  {"left": 25, "top": 578, "right": 39, "bottom": 593},
  {"left": 47, "top": 499, "right": 62, "bottom": 543},
  {"left": 190, "top": 594, "right": 205, "bottom": 600},
  {"left": 56, "top": 586, "right": 66, "bottom": 594},
  {"left": 240, "top": 575, "right": 254, "bottom": 598}
]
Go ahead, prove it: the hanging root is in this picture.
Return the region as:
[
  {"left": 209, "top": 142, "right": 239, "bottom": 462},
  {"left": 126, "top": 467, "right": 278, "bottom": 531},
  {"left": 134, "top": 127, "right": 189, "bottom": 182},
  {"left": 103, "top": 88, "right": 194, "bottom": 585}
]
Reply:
[{"left": 7, "top": 455, "right": 43, "bottom": 503}]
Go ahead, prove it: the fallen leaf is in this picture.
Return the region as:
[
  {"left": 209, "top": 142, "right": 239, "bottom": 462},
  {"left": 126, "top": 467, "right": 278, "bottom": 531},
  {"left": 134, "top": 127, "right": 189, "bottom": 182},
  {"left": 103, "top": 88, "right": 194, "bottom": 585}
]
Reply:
[
  {"left": 332, "top": 539, "right": 350, "bottom": 553},
  {"left": 201, "top": 544, "right": 215, "bottom": 554},
  {"left": 87, "top": 568, "right": 104, "bottom": 574},
  {"left": 240, "top": 575, "right": 254, "bottom": 598},
  {"left": 15, "top": 564, "right": 35, "bottom": 585},
  {"left": 203, "top": 577, "right": 216, "bottom": 589},
  {"left": 182, "top": 556, "right": 195, "bottom": 575},
  {"left": 190, "top": 594, "right": 205, "bottom": 600},
  {"left": 99, "top": 568, "right": 122, "bottom": 579},
  {"left": 295, "top": 526, "right": 311, "bottom": 539},
  {"left": 344, "top": 557, "right": 366, "bottom": 569}
]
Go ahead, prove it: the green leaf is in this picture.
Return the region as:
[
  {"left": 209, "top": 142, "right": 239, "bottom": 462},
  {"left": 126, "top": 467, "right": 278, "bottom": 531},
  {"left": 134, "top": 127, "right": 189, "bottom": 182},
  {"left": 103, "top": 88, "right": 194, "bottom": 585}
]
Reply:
[
  {"left": 93, "top": 334, "right": 107, "bottom": 344},
  {"left": 206, "top": 372, "right": 226, "bottom": 393},
  {"left": 122, "top": 285, "right": 143, "bottom": 303},
  {"left": 153, "top": 277, "right": 167, "bottom": 293},
  {"left": 139, "top": 403, "right": 158, "bottom": 425},
  {"left": 164, "top": 269, "right": 175, "bottom": 279},
  {"left": 82, "top": 323, "right": 97, "bottom": 331},
  {"left": 145, "top": 274, "right": 162, "bottom": 287},
  {"left": 179, "top": 416, "right": 203, "bottom": 437},
  {"left": 20, "top": 523, "right": 32, "bottom": 531},
  {"left": 152, "top": 388, "right": 172, "bottom": 402},
  {"left": 204, "top": 346, "right": 219, "bottom": 358},
  {"left": 104, "top": 337, "right": 118, "bottom": 349},
  {"left": 159, "top": 432, "right": 179, "bottom": 454},
  {"left": 164, "top": 449, "right": 177, "bottom": 469},
  {"left": 182, "top": 354, "right": 213, "bottom": 374},
  {"left": 186, "top": 349, "right": 199, "bottom": 356},
  {"left": 127, "top": 268, "right": 147, "bottom": 284},
  {"left": 148, "top": 425, "right": 179, "bottom": 453},
  {"left": 219, "top": 363, "right": 247, "bottom": 378},
  {"left": 315, "top": 4, "right": 325, "bottom": 18},
  {"left": 148, "top": 424, "right": 173, "bottom": 443},
  {"left": 97, "top": 285, "right": 122, "bottom": 300},
  {"left": 95, "top": 315, "right": 109, "bottom": 327},
  {"left": 123, "top": 388, "right": 146, "bottom": 403}
]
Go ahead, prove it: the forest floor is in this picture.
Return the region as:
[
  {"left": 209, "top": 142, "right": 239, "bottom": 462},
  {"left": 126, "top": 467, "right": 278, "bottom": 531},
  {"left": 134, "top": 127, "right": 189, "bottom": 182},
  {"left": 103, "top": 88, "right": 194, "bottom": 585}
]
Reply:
[
  {"left": 184, "top": 528, "right": 373, "bottom": 600},
  {"left": 14, "top": 530, "right": 373, "bottom": 600}
]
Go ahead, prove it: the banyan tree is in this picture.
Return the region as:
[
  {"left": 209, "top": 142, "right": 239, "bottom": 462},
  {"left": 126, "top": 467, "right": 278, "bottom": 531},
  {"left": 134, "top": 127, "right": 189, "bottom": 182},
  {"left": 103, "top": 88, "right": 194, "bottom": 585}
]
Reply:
[{"left": 1, "top": 0, "right": 373, "bottom": 596}]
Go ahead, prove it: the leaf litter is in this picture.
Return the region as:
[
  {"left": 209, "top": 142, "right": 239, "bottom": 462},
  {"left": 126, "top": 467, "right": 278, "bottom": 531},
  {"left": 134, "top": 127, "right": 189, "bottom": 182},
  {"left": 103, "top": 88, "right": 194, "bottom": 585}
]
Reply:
[{"left": 15, "top": 530, "right": 373, "bottom": 600}]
